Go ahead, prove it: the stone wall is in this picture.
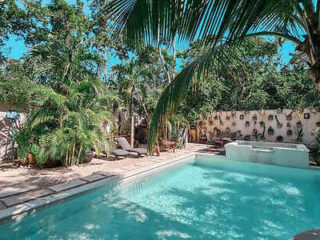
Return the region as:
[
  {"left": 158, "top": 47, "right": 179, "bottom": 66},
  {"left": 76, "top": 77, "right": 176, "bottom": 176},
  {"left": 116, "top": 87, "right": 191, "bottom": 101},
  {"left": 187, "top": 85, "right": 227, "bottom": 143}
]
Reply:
[{"left": 197, "top": 108, "right": 320, "bottom": 146}]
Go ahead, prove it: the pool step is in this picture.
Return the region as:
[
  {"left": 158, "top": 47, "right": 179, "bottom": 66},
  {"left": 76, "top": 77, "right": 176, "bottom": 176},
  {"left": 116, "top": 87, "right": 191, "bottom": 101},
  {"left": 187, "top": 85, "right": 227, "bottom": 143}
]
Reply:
[{"left": 1, "top": 189, "right": 54, "bottom": 207}]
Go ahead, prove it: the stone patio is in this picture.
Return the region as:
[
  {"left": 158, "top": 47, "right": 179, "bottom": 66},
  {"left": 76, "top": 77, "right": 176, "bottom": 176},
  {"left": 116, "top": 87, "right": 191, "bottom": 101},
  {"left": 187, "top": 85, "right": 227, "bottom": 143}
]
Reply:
[{"left": 0, "top": 143, "right": 220, "bottom": 211}]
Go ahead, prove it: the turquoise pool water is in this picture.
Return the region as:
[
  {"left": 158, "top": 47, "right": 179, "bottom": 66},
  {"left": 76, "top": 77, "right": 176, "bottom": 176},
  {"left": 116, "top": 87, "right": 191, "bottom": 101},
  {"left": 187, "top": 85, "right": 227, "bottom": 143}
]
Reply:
[{"left": 1, "top": 156, "right": 320, "bottom": 239}]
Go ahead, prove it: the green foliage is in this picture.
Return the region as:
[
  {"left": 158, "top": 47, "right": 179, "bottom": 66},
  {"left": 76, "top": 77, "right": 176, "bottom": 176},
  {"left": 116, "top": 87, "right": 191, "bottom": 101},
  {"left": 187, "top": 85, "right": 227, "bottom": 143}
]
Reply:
[
  {"left": 310, "top": 128, "right": 320, "bottom": 160},
  {"left": 2, "top": 0, "right": 114, "bottom": 167}
]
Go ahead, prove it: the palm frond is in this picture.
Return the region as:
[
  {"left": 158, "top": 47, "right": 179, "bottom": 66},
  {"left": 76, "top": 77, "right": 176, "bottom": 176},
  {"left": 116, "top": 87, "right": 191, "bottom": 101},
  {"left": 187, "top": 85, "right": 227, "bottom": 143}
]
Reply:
[{"left": 147, "top": 39, "right": 246, "bottom": 151}]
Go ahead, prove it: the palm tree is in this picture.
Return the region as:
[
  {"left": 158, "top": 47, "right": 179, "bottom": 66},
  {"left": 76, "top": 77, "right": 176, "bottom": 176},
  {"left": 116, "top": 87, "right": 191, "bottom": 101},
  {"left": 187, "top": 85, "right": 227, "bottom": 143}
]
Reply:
[{"left": 105, "top": 0, "right": 320, "bottom": 151}]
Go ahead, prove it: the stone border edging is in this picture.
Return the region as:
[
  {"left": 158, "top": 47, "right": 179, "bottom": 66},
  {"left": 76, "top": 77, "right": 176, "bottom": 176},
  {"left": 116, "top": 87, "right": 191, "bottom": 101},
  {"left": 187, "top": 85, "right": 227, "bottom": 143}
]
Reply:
[{"left": 0, "top": 154, "right": 195, "bottom": 222}]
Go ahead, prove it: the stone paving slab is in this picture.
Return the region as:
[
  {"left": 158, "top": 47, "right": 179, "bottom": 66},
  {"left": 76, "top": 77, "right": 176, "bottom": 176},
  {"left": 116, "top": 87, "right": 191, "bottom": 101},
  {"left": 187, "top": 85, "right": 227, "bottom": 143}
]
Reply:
[
  {"left": 0, "top": 185, "right": 39, "bottom": 198},
  {"left": 1, "top": 189, "right": 54, "bottom": 207},
  {"left": 81, "top": 174, "right": 106, "bottom": 183},
  {"left": 0, "top": 201, "right": 6, "bottom": 210},
  {"left": 49, "top": 179, "right": 87, "bottom": 192},
  {"left": 136, "top": 160, "right": 155, "bottom": 167}
]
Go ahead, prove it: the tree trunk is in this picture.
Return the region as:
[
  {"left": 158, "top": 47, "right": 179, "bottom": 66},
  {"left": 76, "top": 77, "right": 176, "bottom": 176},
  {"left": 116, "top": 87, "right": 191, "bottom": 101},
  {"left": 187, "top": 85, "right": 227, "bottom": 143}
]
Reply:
[{"left": 130, "top": 89, "right": 135, "bottom": 147}]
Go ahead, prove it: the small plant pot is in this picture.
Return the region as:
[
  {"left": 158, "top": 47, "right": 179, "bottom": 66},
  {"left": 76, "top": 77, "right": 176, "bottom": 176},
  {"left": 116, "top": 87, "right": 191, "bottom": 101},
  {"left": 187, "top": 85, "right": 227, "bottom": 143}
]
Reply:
[
  {"left": 286, "top": 115, "right": 292, "bottom": 121},
  {"left": 267, "top": 127, "right": 274, "bottom": 136},
  {"left": 226, "top": 116, "right": 230, "bottom": 121},
  {"left": 316, "top": 121, "right": 320, "bottom": 127},
  {"left": 277, "top": 123, "right": 283, "bottom": 128},
  {"left": 276, "top": 135, "right": 283, "bottom": 142},
  {"left": 259, "top": 121, "right": 265, "bottom": 127},
  {"left": 287, "top": 122, "right": 291, "bottom": 127},
  {"left": 225, "top": 127, "right": 230, "bottom": 133},
  {"left": 268, "top": 114, "right": 274, "bottom": 121},
  {"left": 287, "top": 129, "right": 293, "bottom": 136},
  {"left": 296, "top": 121, "right": 302, "bottom": 129},
  {"left": 252, "top": 115, "right": 257, "bottom": 121},
  {"left": 245, "top": 121, "right": 250, "bottom": 127}
]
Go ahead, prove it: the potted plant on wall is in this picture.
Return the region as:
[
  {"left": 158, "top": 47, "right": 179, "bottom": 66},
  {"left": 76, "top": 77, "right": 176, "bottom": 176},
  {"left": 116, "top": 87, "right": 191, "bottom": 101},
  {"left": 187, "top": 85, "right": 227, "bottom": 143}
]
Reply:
[
  {"left": 245, "top": 121, "right": 250, "bottom": 127},
  {"left": 267, "top": 126, "right": 274, "bottom": 135},
  {"left": 252, "top": 115, "right": 257, "bottom": 121},
  {"left": 296, "top": 121, "right": 303, "bottom": 129},
  {"left": 276, "top": 135, "right": 283, "bottom": 142},
  {"left": 268, "top": 114, "right": 274, "bottom": 121},
  {"left": 287, "top": 129, "right": 293, "bottom": 136},
  {"left": 310, "top": 128, "right": 320, "bottom": 165},
  {"left": 259, "top": 121, "right": 265, "bottom": 127}
]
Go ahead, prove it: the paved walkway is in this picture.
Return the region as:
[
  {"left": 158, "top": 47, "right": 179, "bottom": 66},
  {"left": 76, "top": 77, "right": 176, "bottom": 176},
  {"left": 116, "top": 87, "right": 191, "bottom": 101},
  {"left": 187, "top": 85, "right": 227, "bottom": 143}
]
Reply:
[{"left": 0, "top": 143, "right": 220, "bottom": 211}]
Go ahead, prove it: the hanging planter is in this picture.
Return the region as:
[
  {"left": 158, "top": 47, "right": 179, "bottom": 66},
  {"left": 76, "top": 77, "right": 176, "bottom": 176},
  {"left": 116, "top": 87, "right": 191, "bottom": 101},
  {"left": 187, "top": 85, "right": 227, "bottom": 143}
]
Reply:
[
  {"left": 259, "top": 121, "right": 265, "bottom": 127},
  {"left": 296, "top": 121, "right": 303, "bottom": 129},
  {"left": 316, "top": 121, "right": 320, "bottom": 127},
  {"left": 267, "top": 126, "right": 274, "bottom": 136},
  {"left": 225, "top": 127, "right": 230, "bottom": 133},
  {"left": 287, "top": 129, "right": 293, "bottom": 136},
  {"left": 285, "top": 111, "right": 293, "bottom": 121},
  {"left": 287, "top": 122, "right": 291, "bottom": 128},
  {"left": 268, "top": 114, "right": 274, "bottom": 121},
  {"left": 214, "top": 115, "right": 218, "bottom": 120},
  {"left": 252, "top": 129, "right": 258, "bottom": 136},
  {"left": 226, "top": 116, "right": 230, "bottom": 121},
  {"left": 276, "top": 135, "right": 284, "bottom": 142},
  {"left": 240, "top": 114, "right": 244, "bottom": 120},
  {"left": 252, "top": 115, "right": 258, "bottom": 121},
  {"left": 245, "top": 121, "right": 250, "bottom": 127}
]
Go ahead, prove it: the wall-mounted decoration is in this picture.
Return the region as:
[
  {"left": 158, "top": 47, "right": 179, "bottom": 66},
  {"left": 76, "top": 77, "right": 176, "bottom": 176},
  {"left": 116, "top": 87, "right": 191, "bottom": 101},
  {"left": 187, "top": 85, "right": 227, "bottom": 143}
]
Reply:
[
  {"left": 277, "top": 108, "right": 283, "bottom": 114},
  {"left": 316, "top": 121, "right": 320, "bottom": 127},
  {"left": 252, "top": 115, "right": 257, "bottom": 121},
  {"left": 214, "top": 115, "right": 218, "bottom": 120},
  {"left": 232, "top": 122, "right": 236, "bottom": 126},
  {"left": 240, "top": 114, "right": 244, "bottom": 120},
  {"left": 287, "top": 129, "right": 293, "bottom": 136},
  {"left": 252, "top": 129, "right": 258, "bottom": 136},
  {"left": 226, "top": 116, "right": 230, "bottom": 121},
  {"left": 296, "top": 121, "right": 303, "bottom": 129},
  {"left": 245, "top": 121, "right": 250, "bottom": 127},
  {"left": 275, "top": 115, "right": 283, "bottom": 128},
  {"left": 304, "top": 113, "right": 310, "bottom": 119},
  {"left": 259, "top": 121, "right": 265, "bottom": 127},
  {"left": 267, "top": 126, "right": 274, "bottom": 135},
  {"left": 285, "top": 111, "right": 293, "bottom": 121},
  {"left": 276, "top": 135, "right": 283, "bottom": 142},
  {"left": 287, "top": 122, "right": 291, "bottom": 128},
  {"left": 208, "top": 119, "right": 213, "bottom": 126},
  {"left": 295, "top": 128, "right": 303, "bottom": 142},
  {"left": 244, "top": 135, "right": 251, "bottom": 140},
  {"left": 225, "top": 127, "right": 230, "bottom": 133},
  {"left": 268, "top": 114, "right": 274, "bottom": 121}
]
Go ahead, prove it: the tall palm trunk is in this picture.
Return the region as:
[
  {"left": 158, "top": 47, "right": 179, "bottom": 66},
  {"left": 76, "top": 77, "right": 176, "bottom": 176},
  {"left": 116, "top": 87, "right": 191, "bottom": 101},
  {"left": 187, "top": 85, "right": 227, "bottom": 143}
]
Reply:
[{"left": 130, "top": 88, "right": 135, "bottom": 147}]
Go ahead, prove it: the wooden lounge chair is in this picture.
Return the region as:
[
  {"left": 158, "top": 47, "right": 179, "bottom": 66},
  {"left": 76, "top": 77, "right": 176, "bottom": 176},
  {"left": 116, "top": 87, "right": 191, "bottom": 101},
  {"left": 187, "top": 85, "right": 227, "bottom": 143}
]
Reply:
[
  {"left": 112, "top": 149, "right": 129, "bottom": 160},
  {"left": 116, "top": 137, "right": 147, "bottom": 157}
]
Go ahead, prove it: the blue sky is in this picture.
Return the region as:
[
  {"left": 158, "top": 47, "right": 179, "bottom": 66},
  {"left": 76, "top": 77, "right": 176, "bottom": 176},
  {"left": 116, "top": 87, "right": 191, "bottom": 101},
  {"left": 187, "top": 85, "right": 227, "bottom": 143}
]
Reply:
[{"left": 4, "top": 0, "right": 297, "bottom": 66}]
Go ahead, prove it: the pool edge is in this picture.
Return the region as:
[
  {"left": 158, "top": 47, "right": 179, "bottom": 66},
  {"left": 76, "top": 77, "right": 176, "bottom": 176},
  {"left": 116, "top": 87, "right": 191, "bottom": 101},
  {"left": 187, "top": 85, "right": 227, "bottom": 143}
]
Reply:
[{"left": 0, "top": 154, "right": 196, "bottom": 222}]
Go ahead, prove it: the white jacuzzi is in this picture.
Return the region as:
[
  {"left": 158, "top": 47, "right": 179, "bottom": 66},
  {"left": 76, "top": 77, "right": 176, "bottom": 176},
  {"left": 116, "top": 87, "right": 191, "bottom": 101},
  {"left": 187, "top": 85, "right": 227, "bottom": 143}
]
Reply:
[{"left": 225, "top": 141, "right": 309, "bottom": 168}]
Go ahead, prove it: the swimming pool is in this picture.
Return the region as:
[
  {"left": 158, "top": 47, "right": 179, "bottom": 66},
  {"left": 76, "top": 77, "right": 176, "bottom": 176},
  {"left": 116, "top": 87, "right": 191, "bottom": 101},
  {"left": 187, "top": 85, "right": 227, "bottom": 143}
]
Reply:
[{"left": 1, "top": 155, "right": 320, "bottom": 239}]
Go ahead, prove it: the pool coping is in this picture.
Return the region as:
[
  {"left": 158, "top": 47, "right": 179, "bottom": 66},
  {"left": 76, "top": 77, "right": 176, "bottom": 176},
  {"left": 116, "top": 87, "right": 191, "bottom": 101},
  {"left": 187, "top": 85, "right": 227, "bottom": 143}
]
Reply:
[{"left": 0, "top": 154, "right": 196, "bottom": 222}]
